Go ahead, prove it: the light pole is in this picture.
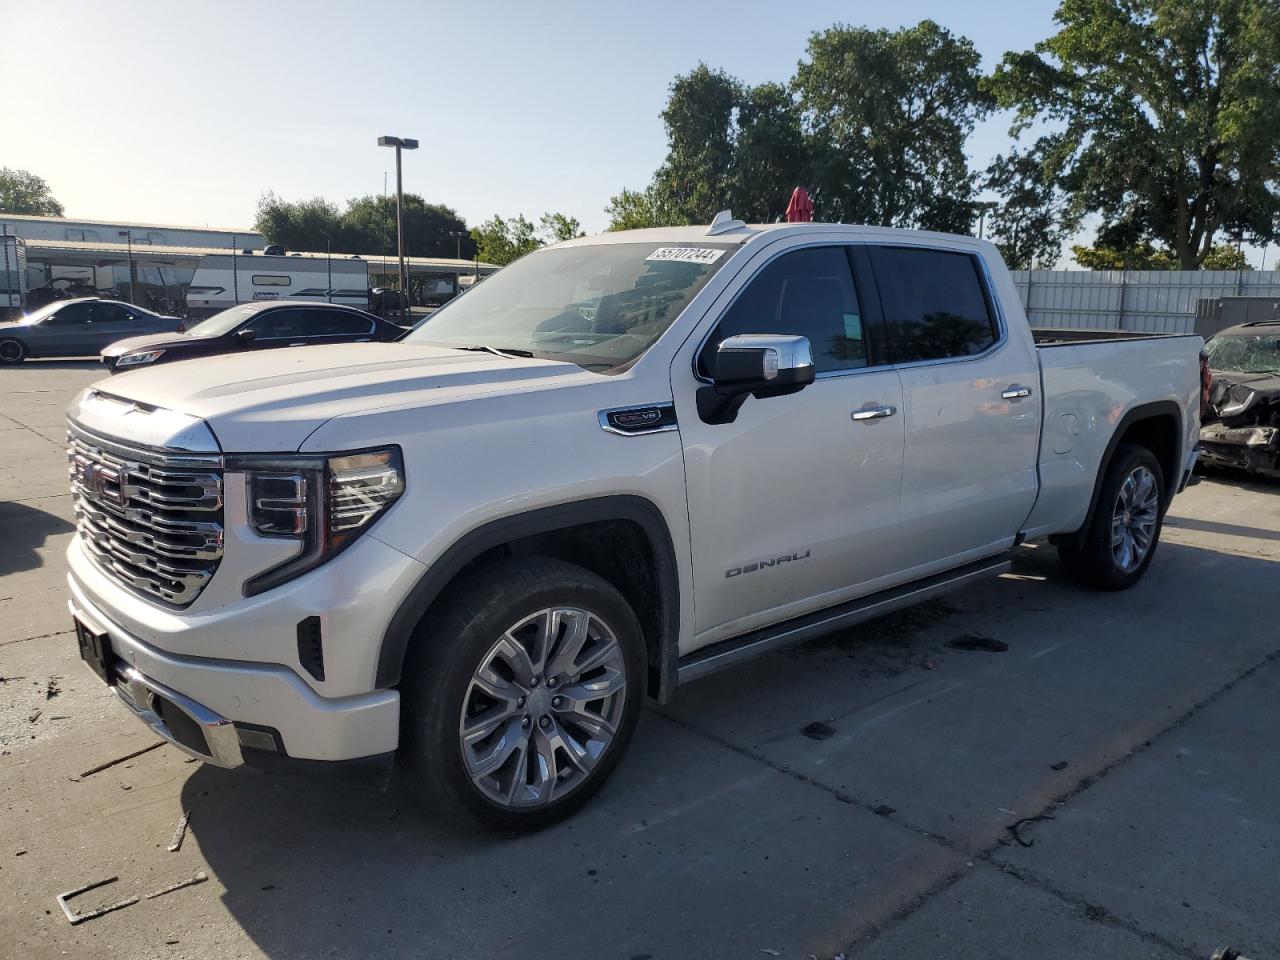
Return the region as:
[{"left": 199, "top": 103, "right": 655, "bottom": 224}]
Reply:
[
  {"left": 377, "top": 135, "right": 418, "bottom": 313},
  {"left": 117, "top": 230, "right": 135, "bottom": 304},
  {"left": 974, "top": 201, "right": 998, "bottom": 240},
  {"left": 447, "top": 230, "right": 466, "bottom": 261}
]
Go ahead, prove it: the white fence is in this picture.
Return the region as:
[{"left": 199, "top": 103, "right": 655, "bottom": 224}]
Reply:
[{"left": 1009, "top": 270, "right": 1280, "bottom": 334}]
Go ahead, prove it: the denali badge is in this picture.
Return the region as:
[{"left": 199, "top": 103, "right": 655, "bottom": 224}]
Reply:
[{"left": 725, "top": 550, "right": 811, "bottom": 578}]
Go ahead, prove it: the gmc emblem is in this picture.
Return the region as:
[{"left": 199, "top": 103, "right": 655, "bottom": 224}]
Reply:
[{"left": 74, "top": 457, "right": 122, "bottom": 504}]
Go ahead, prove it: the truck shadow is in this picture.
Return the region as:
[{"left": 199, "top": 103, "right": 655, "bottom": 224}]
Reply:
[
  {"left": 181, "top": 537, "right": 1279, "bottom": 960},
  {"left": 0, "top": 500, "right": 75, "bottom": 577}
]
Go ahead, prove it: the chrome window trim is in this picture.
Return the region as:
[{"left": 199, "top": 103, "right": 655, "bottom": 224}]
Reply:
[
  {"left": 598, "top": 403, "right": 679, "bottom": 437},
  {"left": 691, "top": 238, "right": 888, "bottom": 386}
]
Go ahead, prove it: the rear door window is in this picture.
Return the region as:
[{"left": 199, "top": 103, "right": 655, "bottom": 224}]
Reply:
[
  {"left": 299, "top": 309, "right": 375, "bottom": 338},
  {"left": 869, "top": 247, "right": 998, "bottom": 363}
]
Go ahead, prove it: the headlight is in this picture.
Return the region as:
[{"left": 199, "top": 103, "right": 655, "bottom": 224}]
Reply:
[
  {"left": 237, "top": 446, "right": 404, "bottom": 596},
  {"left": 116, "top": 350, "right": 165, "bottom": 367}
]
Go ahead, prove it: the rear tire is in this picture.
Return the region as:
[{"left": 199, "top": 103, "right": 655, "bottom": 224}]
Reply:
[
  {"left": 0, "top": 338, "right": 26, "bottom": 364},
  {"left": 1058, "top": 443, "right": 1165, "bottom": 591},
  {"left": 399, "top": 556, "right": 646, "bottom": 832}
]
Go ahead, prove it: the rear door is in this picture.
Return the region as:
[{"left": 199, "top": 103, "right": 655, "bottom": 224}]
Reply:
[
  {"left": 674, "top": 242, "right": 906, "bottom": 646},
  {"left": 868, "top": 245, "right": 1041, "bottom": 575}
]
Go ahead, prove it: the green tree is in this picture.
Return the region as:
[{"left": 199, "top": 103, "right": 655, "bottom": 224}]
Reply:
[
  {"left": 0, "top": 167, "right": 64, "bottom": 216},
  {"left": 652, "top": 64, "right": 741, "bottom": 223},
  {"left": 1072, "top": 241, "right": 1250, "bottom": 271},
  {"left": 342, "top": 195, "right": 474, "bottom": 259},
  {"left": 254, "top": 192, "right": 344, "bottom": 250},
  {"left": 982, "top": 143, "right": 1069, "bottom": 269},
  {"left": 794, "top": 20, "right": 991, "bottom": 231},
  {"left": 539, "top": 212, "right": 584, "bottom": 243},
  {"left": 729, "top": 81, "right": 808, "bottom": 222},
  {"left": 470, "top": 214, "right": 541, "bottom": 266},
  {"left": 605, "top": 187, "right": 677, "bottom": 231},
  {"left": 988, "top": 0, "right": 1280, "bottom": 269}
]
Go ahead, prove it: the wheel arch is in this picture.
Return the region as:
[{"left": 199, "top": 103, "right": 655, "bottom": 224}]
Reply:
[
  {"left": 377, "top": 495, "right": 681, "bottom": 702},
  {"left": 0, "top": 334, "right": 30, "bottom": 360},
  {"left": 1070, "top": 400, "right": 1184, "bottom": 543}
]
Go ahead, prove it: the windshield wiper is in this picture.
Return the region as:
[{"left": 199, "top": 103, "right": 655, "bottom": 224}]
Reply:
[{"left": 453, "top": 344, "right": 536, "bottom": 359}]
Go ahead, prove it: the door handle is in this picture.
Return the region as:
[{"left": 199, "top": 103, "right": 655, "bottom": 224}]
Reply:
[
  {"left": 1001, "top": 385, "right": 1033, "bottom": 400},
  {"left": 851, "top": 404, "right": 897, "bottom": 421}
]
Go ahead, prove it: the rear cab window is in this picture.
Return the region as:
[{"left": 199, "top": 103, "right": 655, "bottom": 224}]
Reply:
[{"left": 868, "top": 246, "right": 998, "bottom": 363}]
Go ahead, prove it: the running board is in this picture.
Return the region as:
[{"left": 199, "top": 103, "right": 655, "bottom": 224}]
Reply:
[{"left": 676, "top": 555, "right": 1012, "bottom": 685}]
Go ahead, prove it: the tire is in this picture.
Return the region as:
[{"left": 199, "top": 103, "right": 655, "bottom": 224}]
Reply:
[
  {"left": 1058, "top": 443, "right": 1166, "bottom": 591},
  {"left": 0, "top": 338, "right": 26, "bottom": 364},
  {"left": 399, "top": 556, "right": 646, "bottom": 832}
]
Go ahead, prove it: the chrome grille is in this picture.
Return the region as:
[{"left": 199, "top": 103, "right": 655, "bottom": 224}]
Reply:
[{"left": 68, "top": 426, "right": 224, "bottom": 606}]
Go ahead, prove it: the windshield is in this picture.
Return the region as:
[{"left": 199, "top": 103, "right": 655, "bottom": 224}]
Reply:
[
  {"left": 19, "top": 301, "right": 73, "bottom": 325},
  {"left": 185, "top": 304, "right": 262, "bottom": 338},
  {"left": 406, "top": 242, "right": 734, "bottom": 369},
  {"left": 1206, "top": 332, "right": 1280, "bottom": 376}
]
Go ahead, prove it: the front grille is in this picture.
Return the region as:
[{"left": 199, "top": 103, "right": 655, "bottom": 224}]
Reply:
[{"left": 68, "top": 426, "right": 224, "bottom": 606}]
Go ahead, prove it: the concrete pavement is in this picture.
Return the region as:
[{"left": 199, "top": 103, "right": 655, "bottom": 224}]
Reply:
[{"left": 1, "top": 361, "right": 1276, "bottom": 960}]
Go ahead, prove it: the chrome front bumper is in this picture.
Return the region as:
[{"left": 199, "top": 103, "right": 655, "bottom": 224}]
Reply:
[{"left": 110, "top": 659, "right": 243, "bottom": 769}]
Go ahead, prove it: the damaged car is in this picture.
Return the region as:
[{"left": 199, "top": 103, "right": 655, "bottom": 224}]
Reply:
[{"left": 1201, "top": 321, "right": 1280, "bottom": 478}]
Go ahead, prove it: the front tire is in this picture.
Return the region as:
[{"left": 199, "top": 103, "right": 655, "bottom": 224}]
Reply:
[
  {"left": 400, "top": 557, "right": 645, "bottom": 831},
  {"left": 1058, "top": 443, "right": 1165, "bottom": 590},
  {"left": 0, "top": 338, "right": 26, "bottom": 364}
]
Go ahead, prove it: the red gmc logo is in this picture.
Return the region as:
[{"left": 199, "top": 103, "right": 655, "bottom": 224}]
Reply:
[{"left": 74, "top": 458, "right": 122, "bottom": 504}]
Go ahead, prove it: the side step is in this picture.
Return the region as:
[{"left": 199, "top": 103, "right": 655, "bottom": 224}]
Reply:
[{"left": 676, "top": 554, "right": 1012, "bottom": 685}]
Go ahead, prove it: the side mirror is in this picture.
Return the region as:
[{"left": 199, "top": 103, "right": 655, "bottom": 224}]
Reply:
[
  {"left": 697, "top": 334, "right": 815, "bottom": 424},
  {"left": 237, "top": 328, "right": 258, "bottom": 345}
]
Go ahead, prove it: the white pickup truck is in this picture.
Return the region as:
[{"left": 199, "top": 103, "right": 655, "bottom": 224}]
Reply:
[{"left": 66, "top": 216, "right": 1206, "bottom": 829}]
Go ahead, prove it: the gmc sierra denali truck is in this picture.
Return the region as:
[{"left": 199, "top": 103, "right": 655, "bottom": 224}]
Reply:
[{"left": 66, "top": 215, "right": 1205, "bottom": 829}]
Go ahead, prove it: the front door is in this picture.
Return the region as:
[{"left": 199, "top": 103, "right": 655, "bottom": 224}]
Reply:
[
  {"left": 868, "top": 244, "right": 1042, "bottom": 576},
  {"left": 673, "top": 243, "right": 906, "bottom": 648}
]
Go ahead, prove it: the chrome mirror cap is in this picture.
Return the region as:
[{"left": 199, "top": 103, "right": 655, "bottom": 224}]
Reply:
[{"left": 717, "top": 334, "right": 814, "bottom": 381}]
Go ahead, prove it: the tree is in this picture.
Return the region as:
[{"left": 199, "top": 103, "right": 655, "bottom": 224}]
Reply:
[
  {"left": 343, "top": 195, "right": 474, "bottom": 260},
  {"left": 794, "top": 20, "right": 991, "bottom": 231},
  {"left": 1072, "top": 241, "right": 1250, "bottom": 271},
  {"left": 988, "top": 0, "right": 1280, "bottom": 269},
  {"left": 605, "top": 187, "right": 676, "bottom": 231},
  {"left": 982, "top": 142, "right": 1069, "bottom": 269},
  {"left": 728, "top": 81, "right": 808, "bottom": 222},
  {"left": 0, "top": 167, "right": 64, "bottom": 216},
  {"left": 652, "top": 65, "right": 741, "bottom": 224},
  {"left": 470, "top": 215, "right": 541, "bottom": 266},
  {"left": 539, "top": 212, "right": 584, "bottom": 243},
  {"left": 255, "top": 192, "right": 344, "bottom": 250}
]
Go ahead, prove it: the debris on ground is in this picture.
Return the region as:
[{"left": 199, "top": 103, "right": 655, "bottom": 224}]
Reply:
[
  {"left": 167, "top": 810, "right": 191, "bottom": 852},
  {"left": 801, "top": 721, "right": 836, "bottom": 741},
  {"left": 1005, "top": 813, "right": 1056, "bottom": 847},
  {"left": 79, "top": 742, "right": 164, "bottom": 779},
  {"left": 144, "top": 871, "right": 208, "bottom": 901},
  {"left": 1050, "top": 760, "right": 1068, "bottom": 771},
  {"left": 0, "top": 676, "right": 26, "bottom": 684},
  {"left": 56, "top": 877, "right": 139, "bottom": 925},
  {"left": 45, "top": 676, "right": 61, "bottom": 699},
  {"left": 28, "top": 708, "right": 42, "bottom": 723},
  {"left": 945, "top": 633, "right": 1009, "bottom": 653},
  {"left": 873, "top": 805, "right": 897, "bottom": 816}
]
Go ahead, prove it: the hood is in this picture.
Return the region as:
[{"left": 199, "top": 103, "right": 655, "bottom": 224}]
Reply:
[
  {"left": 86, "top": 341, "right": 593, "bottom": 452},
  {"left": 1208, "top": 368, "right": 1280, "bottom": 424},
  {"left": 101, "top": 332, "right": 189, "bottom": 357}
]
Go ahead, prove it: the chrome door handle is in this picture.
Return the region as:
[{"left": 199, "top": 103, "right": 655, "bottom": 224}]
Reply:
[
  {"left": 1001, "top": 385, "right": 1033, "bottom": 400},
  {"left": 851, "top": 404, "right": 897, "bottom": 421}
]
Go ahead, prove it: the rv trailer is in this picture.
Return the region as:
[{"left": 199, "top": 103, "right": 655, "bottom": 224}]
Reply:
[{"left": 186, "top": 250, "right": 369, "bottom": 318}]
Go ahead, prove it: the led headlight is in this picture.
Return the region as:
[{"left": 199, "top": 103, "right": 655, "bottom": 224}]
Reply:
[
  {"left": 238, "top": 446, "right": 404, "bottom": 596},
  {"left": 116, "top": 349, "right": 165, "bottom": 367}
]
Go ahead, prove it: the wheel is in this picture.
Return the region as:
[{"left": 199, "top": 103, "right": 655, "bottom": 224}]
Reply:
[
  {"left": 0, "top": 338, "right": 26, "bottom": 364},
  {"left": 399, "top": 556, "right": 645, "bottom": 831},
  {"left": 1058, "top": 443, "right": 1165, "bottom": 590}
]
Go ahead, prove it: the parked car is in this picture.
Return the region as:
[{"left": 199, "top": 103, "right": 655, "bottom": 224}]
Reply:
[
  {"left": 0, "top": 298, "right": 181, "bottom": 364},
  {"left": 101, "top": 301, "right": 411, "bottom": 372},
  {"left": 1200, "top": 319, "right": 1280, "bottom": 477},
  {"left": 65, "top": 216, "right": 1205, "bottom": 831}
]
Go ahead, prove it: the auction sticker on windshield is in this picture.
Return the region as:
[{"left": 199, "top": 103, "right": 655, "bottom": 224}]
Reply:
[{"left": 645, "top": 247, "right": 726, "bottom": 265}]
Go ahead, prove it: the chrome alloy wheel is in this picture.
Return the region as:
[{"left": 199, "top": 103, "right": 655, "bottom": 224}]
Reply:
[
  {"left": 1111, "top": 464, "right": 1160, "bottom": 572},
  {"left": 458, "top": 606, "right": 627, "bottom": 808}
]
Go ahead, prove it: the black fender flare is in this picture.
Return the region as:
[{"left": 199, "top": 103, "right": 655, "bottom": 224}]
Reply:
[
  {"left": 1072, "top": 399, "right": 1184, "bottom": 541},
  {"left": 375, "top": 494, "right": 681, "bottom": 700}
]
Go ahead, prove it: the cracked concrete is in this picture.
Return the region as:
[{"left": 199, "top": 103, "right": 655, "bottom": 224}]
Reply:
[{"left": 1, "top": 361, "right": 1277, "bottom": 960}]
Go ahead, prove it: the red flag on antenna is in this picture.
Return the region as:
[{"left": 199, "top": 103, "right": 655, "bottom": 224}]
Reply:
[{"left": 785, "top": 186, "right": 813, "bottom": 223}]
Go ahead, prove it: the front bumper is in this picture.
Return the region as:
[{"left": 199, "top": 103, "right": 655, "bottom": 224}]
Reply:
[
  {"left": 68, "top": 580, "right": 401, "bottom": 763},
  {"left": 1198, "top": 423, "right": 1280, "bottom": 476}
]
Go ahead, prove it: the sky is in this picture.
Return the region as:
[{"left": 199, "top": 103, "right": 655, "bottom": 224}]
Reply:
[{"left": 2, "top": 0, "right": 1268, "bottom": 266}]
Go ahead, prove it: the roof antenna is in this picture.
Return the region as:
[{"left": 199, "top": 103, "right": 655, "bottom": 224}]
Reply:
[{"left": 706, "top": 210, "right": 745, "bottom": 236}]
